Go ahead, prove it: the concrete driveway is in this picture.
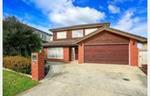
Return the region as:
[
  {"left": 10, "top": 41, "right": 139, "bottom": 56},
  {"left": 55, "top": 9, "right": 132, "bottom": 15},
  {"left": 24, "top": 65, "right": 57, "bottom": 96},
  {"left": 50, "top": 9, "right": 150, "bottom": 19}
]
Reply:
[{"left": 18, "top": 63, "right": 147, "bottom": 96}]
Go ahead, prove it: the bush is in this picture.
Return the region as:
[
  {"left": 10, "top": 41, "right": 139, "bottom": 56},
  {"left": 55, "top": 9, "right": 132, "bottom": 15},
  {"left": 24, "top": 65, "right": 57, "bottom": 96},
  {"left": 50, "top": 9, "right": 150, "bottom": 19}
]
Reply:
[{"left": 3, "top": 56, "right": 31, "bottom": 74}]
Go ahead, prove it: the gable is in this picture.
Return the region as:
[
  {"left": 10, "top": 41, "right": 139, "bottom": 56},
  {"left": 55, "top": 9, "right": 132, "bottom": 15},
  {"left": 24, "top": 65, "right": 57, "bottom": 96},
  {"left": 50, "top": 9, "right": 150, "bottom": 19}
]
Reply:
[{"left": 84, "top": 30, "right": 129, "bottom": 44}]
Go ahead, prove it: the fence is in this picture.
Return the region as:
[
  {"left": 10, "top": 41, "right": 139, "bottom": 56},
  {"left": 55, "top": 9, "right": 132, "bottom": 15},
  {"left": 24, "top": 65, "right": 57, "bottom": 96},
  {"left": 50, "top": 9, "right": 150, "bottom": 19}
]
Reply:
[{"left": 138, "top": 49, "right": 147, "bottom": 67}]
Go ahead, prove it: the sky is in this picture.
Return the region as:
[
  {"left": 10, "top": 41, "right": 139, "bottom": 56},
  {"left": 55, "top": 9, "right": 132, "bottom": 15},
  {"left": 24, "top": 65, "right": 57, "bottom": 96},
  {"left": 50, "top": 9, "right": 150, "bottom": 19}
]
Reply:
[{"left": 3, "top": 0, "right": 147, "bottom": 37}]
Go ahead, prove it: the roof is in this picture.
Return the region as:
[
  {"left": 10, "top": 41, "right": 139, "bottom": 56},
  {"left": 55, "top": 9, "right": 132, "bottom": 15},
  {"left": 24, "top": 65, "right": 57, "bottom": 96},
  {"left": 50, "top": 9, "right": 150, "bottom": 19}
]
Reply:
[
  {"left": 75, "top": 27, "right": 147, "bottom": 43},
  {"left": 43, "top": 39, "right": 78, "bottom": 47},
  {"left": 25, "top": 24, "right": 52, "bottom": 36},
  {"left": 49, "top": 23, "right": 110, "bottom": 32},
  {"left": 43, "top": 25, "right": 147, "bottom": 47},
  {"left": 31, "top": 27, "right": 52, "bottom": 36}
]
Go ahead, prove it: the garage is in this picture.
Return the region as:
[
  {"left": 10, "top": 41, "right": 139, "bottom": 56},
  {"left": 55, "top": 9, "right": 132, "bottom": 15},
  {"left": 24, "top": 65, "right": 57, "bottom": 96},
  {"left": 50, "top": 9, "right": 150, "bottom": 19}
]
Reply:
[
  {"left": 76, "top": 27, "right": 146, "bottom": 66},
  {"left": 84, "top": 44, "right": 129, "bottom": 64}
]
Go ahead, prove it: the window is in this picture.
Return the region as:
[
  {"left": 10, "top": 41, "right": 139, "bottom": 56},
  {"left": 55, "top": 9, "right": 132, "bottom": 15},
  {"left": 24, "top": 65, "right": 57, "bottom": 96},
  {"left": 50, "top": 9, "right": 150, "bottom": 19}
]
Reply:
[
  {"left": 57, "top": 32, "right": 66, "bottom": 39},
  {"left": 48, "top": 48, "right": 63, "bottom": 59},
  {"left": 72, "top": 30, "right": 83, "bottom": 38},
  {"left": 42, "top": 34, "right": 47, "bottom": 41},
  {"left": 85, "top": 28, "right": 97, "bottom": 35}
]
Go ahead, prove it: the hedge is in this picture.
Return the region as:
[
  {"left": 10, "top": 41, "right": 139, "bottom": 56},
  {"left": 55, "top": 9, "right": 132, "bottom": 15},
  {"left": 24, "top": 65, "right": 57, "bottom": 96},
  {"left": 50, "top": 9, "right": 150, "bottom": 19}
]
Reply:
[{"left": 3, "top": 56, "right": 31, "bottom": 74}]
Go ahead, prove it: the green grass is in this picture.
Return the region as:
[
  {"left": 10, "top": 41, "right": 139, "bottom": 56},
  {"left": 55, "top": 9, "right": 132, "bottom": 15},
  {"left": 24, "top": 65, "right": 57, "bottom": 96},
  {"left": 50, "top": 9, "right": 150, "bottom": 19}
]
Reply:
[{"left": 3, "top": 70, "right": 38, "bottom": 96}]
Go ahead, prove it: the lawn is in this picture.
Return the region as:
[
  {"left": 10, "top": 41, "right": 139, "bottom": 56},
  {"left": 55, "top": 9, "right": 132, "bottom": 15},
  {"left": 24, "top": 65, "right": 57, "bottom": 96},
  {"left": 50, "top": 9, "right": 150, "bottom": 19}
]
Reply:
[{"left": 3, "top": 70, "right": 38, "bottom": 96}]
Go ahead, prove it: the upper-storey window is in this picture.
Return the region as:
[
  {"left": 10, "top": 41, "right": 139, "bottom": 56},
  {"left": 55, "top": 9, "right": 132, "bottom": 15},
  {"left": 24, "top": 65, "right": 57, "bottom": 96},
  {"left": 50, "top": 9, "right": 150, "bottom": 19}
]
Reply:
[
  {"left": 57, "top": 31, "right": 67, "bottom": 39},
  {"left": 85, "top": 28, "right": 97, "bottom": 35},
  {"left": 72, "top": 30, "right": 83, "bottom": 38},
  {"left": 42, "top": 34, "right": 47, "bottom": 41}
]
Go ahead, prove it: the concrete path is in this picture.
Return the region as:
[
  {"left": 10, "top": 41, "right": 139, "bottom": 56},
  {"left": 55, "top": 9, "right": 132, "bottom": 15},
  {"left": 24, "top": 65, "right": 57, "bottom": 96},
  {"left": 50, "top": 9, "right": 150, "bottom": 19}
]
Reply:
[{"left": 18, "top": 64, "right": 147, "bottom": 96}]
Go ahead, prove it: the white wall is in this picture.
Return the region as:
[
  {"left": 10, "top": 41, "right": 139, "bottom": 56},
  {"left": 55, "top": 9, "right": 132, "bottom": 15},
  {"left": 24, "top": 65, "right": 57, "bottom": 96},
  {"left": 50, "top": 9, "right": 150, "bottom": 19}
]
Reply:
[{"left": 138, "top": 50, "right": 147, "bottom": 67}]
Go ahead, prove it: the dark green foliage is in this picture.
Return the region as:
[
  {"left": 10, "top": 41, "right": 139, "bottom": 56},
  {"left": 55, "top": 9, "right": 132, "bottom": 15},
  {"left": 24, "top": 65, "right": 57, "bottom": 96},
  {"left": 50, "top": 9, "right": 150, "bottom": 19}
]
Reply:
[{"left": 3, "top": 16, "right": 42, "bottom": 56}]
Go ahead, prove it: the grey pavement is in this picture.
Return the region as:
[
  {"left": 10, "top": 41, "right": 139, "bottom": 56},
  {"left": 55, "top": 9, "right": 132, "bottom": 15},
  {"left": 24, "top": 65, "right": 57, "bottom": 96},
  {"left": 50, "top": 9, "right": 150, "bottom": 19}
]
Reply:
[{"left": 18, "top": 63, "right": 147, "bottom": 96}]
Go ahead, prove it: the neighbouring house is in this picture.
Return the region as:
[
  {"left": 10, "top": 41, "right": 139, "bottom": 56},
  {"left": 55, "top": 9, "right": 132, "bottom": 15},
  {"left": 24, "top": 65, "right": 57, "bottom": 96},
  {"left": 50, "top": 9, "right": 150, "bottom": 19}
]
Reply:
[
  {"left": 28, "top": 25, "right": 52, "bottom": 42},
  {"left": 43, "top": 23, "right": 147, "bottom": 66},
  {"left": 138, "top": 42, "right": 147, "bottom": 66}
]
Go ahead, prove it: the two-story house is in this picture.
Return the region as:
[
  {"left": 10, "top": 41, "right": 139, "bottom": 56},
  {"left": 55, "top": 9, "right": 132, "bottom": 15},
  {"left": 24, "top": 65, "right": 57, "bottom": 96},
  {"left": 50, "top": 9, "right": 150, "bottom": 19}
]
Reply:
[
  {"left": 43, "top": 23, "right": 147, "bottom": 66},
  {"left": 33, "top": 28, "right": 52, "bottom": 43},
  {"left": 27, "top": 25, "right": 52, "bottom": 42}
]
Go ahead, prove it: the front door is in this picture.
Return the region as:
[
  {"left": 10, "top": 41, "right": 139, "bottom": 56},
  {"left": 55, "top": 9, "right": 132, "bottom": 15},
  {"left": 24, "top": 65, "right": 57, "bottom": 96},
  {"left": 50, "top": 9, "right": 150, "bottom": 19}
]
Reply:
[
  {"left": 71, "top": 47, "right": 78, "bottom": 61},
  {"left": 71, "top": 47, "right": 75, "bottom": 61}
]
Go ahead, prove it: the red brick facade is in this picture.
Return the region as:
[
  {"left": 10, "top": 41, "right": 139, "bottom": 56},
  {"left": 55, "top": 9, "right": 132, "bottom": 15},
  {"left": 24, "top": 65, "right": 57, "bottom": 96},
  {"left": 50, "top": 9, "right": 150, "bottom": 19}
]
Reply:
[
  {"left": 129, "top": 39, "right": 138, "bottom": 66},
  {"left": 63, "top": 47, "right": 70, "bottom": 62},
  {"left": 31, "top": 51, "right": 45, "bottom": 81},
  {"left": 53, "top": 27, "right": 102, "bottom": 41},
  {"left": 43, "top": 29, "right": 143, "bottom": 66},
  {"left": 78, "top": 43, "right": 84, "bottom": 63},
  {"left": 84, "top": 31, "right": 129, "bottom": 44}
]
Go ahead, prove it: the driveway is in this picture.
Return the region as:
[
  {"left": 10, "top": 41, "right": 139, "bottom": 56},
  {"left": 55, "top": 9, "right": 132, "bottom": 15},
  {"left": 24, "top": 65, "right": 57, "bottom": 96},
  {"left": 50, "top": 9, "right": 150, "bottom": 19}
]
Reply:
[{"left": 18, "top": 63, "right": 147, "bottom": 96}]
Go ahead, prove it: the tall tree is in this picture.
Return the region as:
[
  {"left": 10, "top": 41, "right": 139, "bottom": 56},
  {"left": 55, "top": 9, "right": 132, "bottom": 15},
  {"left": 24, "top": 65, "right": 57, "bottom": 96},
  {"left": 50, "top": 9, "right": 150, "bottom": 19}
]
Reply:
[{"left": 3, "top": 16, "right": 42, "bottom": 56}]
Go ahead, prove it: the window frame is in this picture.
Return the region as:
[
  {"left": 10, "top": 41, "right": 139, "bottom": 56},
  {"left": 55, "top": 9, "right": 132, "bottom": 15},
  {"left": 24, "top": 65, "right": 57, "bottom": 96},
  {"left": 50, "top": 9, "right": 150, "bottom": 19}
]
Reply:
[
  {"left": 42, "top": 34, "right": 47, "bottom": 41},
  {"left": 72, "top": 30, "right": 83, "bottom": 38},
  {"left": 57, "top": 31, "right": 67, "bottom": 39},
  {"left": 47, "top": 47, "right": 64, "bottom": 59}
]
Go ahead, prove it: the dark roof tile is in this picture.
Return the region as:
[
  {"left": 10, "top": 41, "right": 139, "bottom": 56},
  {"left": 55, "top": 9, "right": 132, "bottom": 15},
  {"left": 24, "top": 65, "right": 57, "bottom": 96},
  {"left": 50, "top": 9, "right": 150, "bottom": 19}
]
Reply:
[
  {"left": 43, "top": 39, "right": 78, "bottom": 47},
  {"left": 50, "top": 23, "right": 110, "bottom": 32}
]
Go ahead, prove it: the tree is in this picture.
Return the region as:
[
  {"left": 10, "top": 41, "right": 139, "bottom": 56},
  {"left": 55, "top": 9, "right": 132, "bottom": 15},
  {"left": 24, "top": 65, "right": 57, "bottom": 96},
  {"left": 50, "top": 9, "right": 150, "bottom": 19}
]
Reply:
[{"left": 3, "top": 16, "right": 42, "bottom": 56}]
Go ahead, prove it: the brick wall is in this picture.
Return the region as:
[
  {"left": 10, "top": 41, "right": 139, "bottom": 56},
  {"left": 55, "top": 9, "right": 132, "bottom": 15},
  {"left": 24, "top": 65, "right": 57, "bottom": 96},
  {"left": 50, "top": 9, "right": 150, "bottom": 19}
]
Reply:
[
  {"left": 129, "top": 39, "right": 138, "bottom": 66},
  {"left": 31, "top": 50, "right": 45, "bottom": 81},
  {"left": 52, "top": 27, "right": 102, "bottom": 41},
  {"left": 63, "top": 47, "right": 70, "bottom": 62},
  {"left": 78, "top": 43, "right": 84, "bottom": 63},
  {"left": 84, "top": 31, "right": 129, "bottom": 44}
]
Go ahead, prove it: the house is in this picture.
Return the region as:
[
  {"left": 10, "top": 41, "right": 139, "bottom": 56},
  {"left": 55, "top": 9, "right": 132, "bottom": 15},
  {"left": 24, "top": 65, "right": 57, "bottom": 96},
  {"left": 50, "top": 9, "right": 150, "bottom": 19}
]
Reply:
[
  {"left": 138, "top": 42, "right": 147, "bottom": 66},
  {"left": 43, "top": 23, "right": 147, "bottom": 66},
  {"left": 27, "top": 25, "right": 52, "bottom": 42},
  {"left": 33, "top": 28, "right": 52, "bottom": 43}
]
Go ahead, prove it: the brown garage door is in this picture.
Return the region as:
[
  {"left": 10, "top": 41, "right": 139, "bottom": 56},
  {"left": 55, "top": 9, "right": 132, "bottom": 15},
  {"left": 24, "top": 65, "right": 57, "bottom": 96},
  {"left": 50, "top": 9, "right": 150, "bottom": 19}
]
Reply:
[{"left": 84, "top": 44, "right": 129, "bottom": 64}]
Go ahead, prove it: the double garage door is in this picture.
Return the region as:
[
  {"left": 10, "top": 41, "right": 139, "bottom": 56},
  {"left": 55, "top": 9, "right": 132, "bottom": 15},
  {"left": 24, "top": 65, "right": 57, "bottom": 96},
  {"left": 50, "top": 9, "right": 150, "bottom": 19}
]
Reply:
[{"left": 84, "top": 44, "right": 129, "bottom": 64}]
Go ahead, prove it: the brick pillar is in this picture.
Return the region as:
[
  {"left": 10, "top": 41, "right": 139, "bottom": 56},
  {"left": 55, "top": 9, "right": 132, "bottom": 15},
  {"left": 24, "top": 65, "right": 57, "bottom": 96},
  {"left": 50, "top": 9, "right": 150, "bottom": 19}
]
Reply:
[
  {"left": 129, "top": 39, "right": 138, "bottom": 66},
  {"left": 63, "top": 47, "right": 70, "bottom": 62},
  {"left": 43, "top": 47, "right": 48, "bottom": 59},
  {"left": 78, "top": 43, "right": 84, "bottom": 64},
  {"left": 31, "top": 50, "right": 45, "bottom": 81}
]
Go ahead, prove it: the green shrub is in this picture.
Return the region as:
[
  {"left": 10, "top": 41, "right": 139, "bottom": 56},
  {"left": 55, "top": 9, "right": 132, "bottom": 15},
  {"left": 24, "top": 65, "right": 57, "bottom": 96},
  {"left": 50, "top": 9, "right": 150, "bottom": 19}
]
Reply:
[{"left": 3, "top": 56, "right": 31, "bottom": 74}]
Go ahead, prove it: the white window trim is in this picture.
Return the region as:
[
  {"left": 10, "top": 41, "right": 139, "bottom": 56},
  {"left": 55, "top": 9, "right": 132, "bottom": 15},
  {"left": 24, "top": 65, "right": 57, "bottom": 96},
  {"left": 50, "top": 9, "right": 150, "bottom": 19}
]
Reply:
[
  {"left": 57, "top": 31, "right": 67, "bottom": 39},
  {"left": 48, "top": 47, "right": 64, "bottom": 59},
  {"left": 72, "top": 30, "right": 83, "bottom": 38}
]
